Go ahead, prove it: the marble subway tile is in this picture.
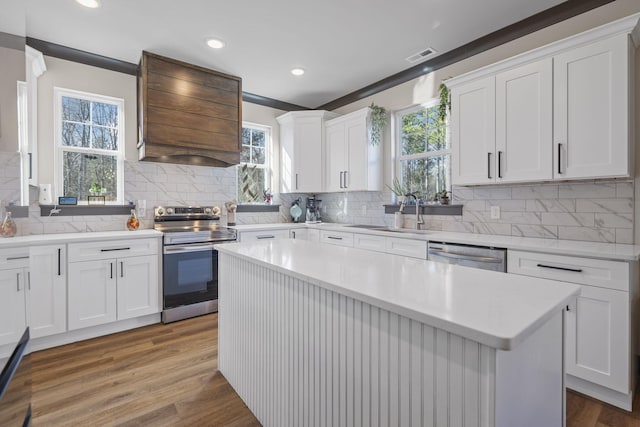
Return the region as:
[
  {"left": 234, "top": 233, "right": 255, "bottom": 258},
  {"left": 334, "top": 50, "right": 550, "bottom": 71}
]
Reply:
[
  {"left": 558, "top": 226, "right": 615, "bottom": 243},
  {"left": 485, "top": 199, "right": 526, "bottom": 212},
  {"left": 512, "top": 224, "right": 558, "bottom": 239},
  {"left": 594, "top": 213, "right": 633, "bottom": 229},
  {"left": 500, "top": 211, "right": 542, "bottom": 225},
  {"left": 451, "top": 187, "right": 474, "bottom": 201},
  {"left": 511, "top": 185, "right": 558, "bottom": 200},
  {"left": 474, "top": 222, "right": 511, "bottom": 236},
  {"left": 462, "top": 210, "right": 495, "bottom": 223},
  {"left": 440, "top": 221, "right": 475, "bottom": 233},
  {"left": 616, "top": 229, "right": 634, "bottom": 244},
  {"left": 525, "top": 199, "right": 575, "bottom": 213},
  {"left": 461, "top": 200, "right": 485, "bottom": 211},
  {"left": 473, "top": 187, "right": 512, "bottom": 200},
  {"left": 558, "top": 182, "right": 617, "bottom": 199},
  {"left": 541, "top": 212, "right": 595, "bottom": 227},
  {"left": 575, "top": 199, "right": 633, "bottom": 213}
]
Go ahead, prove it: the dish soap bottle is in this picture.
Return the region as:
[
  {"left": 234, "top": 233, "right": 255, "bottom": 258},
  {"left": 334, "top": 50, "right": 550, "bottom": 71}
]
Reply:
[
  {"left": 1, "top": 211, "right": 17, "bottom": 237},
  {"left": 126, "top": 209, "right": 140, "bottom": 231}
]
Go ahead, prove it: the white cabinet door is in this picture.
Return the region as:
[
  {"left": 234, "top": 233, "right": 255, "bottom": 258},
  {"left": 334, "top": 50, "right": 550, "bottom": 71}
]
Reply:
[
  {"left": 344, "top": 117, "right": 369, "bottom": 191},
  {"left": 495, "top": 58, "right": 553, "bottom": 183},
  {"left": 294, "top": 117, "right": 324, "bottom": 192},
  {"left": 553, "top": 34, "right": 630, "bottom": 179},
  {"left": 565, "top": 285, "right": 628, "bottom": 393},
  {"left": 0, "top": 268, "right": 26, "bottom": 346},
  {"left": 290, "top": 228, "right": 308, "bottom": 240},
  {"left": 325, "top": 121, "right": 346, "bottom": 192},
  {"left": 353, "top": 233, "right": 386, "bottom": 253},
  {"left": 451, "top": 76, "right": 496, "bottom": 185},
  {"left": 28, "top": 245, "right": 66, "bottom": 338},
  {"left": 117, "top": 255, "right": 159, "bottom": 320},
  {"left": 68, "top": 259, "right": 117, "bottom": 330}
]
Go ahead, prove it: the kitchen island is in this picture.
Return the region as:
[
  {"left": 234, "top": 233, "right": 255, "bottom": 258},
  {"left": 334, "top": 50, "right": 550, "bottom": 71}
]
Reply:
[{"left": 217, "top": 240, "right": 580, "bottom": 427}]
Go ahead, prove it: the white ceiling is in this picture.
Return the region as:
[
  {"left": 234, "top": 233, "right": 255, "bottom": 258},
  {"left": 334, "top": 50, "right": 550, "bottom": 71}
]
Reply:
[{"left": 21, "top": 0, "right": 565, "bottom": 108}]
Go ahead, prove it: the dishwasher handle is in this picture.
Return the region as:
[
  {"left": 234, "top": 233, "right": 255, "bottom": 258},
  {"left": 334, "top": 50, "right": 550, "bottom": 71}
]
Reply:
[{"left": 428, "top": 248, "right": 504, "bottom": 263}]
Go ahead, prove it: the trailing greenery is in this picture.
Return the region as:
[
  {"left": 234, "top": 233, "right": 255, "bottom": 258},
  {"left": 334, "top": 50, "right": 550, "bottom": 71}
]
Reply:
[
  {"left": 437, "top": 81, "right": 451, "bottom": 123},
  {"left": 369, "top": 103, "right": 387, "bottom": 146}
]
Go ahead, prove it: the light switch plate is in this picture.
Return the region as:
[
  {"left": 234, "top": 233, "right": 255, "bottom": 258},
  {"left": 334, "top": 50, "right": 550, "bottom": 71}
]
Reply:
[{"left": 490, "top": 206, "right": 500, "bottom": 219}]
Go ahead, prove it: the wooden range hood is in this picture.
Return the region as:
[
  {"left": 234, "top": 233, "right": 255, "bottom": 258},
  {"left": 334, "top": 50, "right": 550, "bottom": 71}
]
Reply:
[{"left": 137, "top": 51, "right": 242, "bottom": 167}]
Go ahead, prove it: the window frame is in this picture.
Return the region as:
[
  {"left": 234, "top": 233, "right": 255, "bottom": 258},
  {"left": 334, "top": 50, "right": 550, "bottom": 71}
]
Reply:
[
  {"left": 236, "top": 121, "right": 272, "bottom": 203},
  {"left": 53, "top": 87, "right": 125, "bottom": 205},
  {"left": 394, "top": 100, "right": 450, "bottom": 202}
]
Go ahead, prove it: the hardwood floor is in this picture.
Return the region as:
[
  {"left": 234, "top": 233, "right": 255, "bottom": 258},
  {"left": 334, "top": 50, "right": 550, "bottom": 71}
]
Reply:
[
  {"left": 31, "top": 313, "right": 640, "bottom": 426},
  {"left": 31, "top": 314, "right": 259, "bottom": 426}
]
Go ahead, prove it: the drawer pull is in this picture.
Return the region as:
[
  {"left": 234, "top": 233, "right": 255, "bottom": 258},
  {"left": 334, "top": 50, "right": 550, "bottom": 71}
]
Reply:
[
  {"left": 256, "top": 235, "right": 275, "bottom": 239},
  {"left": 58, "top": 248, "right": 61, "bottom": 276},
  {"left": 101, "top": 247, "right": 131, "bottom": 252},
  {"left": 328, "top": 236, "right": 343, "bottom": 240},
  {"left": 536, "top": 263, "right": 583, "bottom": 273},
  {"left": 7, "top": 256, "right": 29, "bottom": 261}
]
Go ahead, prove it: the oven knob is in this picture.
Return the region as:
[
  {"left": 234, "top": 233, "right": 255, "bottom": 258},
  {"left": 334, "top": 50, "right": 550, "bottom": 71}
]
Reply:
[
  {"left": 156, "top": 207, "right": 165, "bottom": 216},
  {"left": 204, "top": 207, "right": 212, "bottom": 214},
  {"left": 166, "top": 207, "right": 174, "bottom": 215},
  {"left": 212, "top": 206, "right": 221, "bottom": 215}
]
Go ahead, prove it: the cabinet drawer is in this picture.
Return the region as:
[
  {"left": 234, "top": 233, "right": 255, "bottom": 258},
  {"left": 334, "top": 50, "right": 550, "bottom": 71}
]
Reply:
[
  {"left": 68, "top": 238, "right": 160, "bottom": 263},
  {"left": 386, "top": 238, "right": 427, "bottom": 260},
  {"left": 0, "top": 247, "right": 30, "bottom": 269},
  {"left": 508, "top": 250, "right": 629, "bottom": 291},
  {"left": 240, "top": 229, "right": 291, "bottom": 242},
  {"left": 353, "top": 233, "right": 386, "bottom": 253},
  {"left": 319, "top": 230, "right": 354, "bottom": 247}
]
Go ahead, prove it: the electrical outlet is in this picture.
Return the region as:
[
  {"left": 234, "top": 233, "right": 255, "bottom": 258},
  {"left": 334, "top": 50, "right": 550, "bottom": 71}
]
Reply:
[
  {"left": 361, "top": 205, "right": 367, "bottom": 216},
  {"left": 137, "top": 200, "right": 147, "bottom": 217},
  {"left": 490, "top": 206, "right": 500, "bottom": 219}
]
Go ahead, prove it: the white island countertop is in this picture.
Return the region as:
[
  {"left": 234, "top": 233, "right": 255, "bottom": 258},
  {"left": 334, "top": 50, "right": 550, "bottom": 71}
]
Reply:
[
  {"left": 0, "top": 229, "right": 162, "bottom": 248},
  {"left": 217, "top": 239, "right": 580, "bottom": 350}
]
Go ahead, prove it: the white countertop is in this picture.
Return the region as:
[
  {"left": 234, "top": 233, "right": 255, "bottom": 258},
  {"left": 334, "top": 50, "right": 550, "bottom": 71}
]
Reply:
[
  {"left": 232, "top": 223, "right": 306, "bottom": 232},
  {"left": 0, "top": 229, "right": 162, "bottom": 248},
  {"left": 317, "top": 224, "right": 640, "bottom": 261},
  {"left": 217, "top": 239, "right": 580, "bottom": 350}
]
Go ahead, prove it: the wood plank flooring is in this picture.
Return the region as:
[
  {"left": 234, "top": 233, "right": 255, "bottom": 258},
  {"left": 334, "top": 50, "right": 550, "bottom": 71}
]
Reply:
[{"left": 30, "top": 313, "right": 640, "bottom": 426}]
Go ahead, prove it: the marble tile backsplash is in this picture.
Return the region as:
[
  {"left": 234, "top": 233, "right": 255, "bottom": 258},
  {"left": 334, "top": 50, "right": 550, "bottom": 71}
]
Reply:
[{"left": 0, "top": 150, "right": 634, "bottom": 244}]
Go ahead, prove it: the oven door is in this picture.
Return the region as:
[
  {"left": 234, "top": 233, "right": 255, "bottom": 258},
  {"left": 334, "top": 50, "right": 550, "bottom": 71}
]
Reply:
[{"left": 163, "top": 242, "right": 219, "bottom": 309}]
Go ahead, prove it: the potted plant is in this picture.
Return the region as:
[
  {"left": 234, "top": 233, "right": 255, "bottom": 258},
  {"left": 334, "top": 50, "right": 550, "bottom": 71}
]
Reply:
[
  {"left": 437, "top": 190, "right": 450, "bottom": 205},
  {"left": 385, "top": 177, "right": 408, "bottom": 203},
  {"left": 89, "top": 182, "right": 105, "bottom": 195}
]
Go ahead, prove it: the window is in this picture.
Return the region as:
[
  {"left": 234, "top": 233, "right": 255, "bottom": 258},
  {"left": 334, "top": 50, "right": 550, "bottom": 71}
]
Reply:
[
  {"left": 237, "top": 123, "right": 271, "bottom": 203},
  {"left": 395, "top": 102, "right": 450, "bottom": 202},
  {"left": 54, "top": 88, "right": 124, "bottom": 204}
]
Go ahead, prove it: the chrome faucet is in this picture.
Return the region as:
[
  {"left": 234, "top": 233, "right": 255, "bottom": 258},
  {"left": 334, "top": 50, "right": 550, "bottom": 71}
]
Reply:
[{"left": 405, "top": 193, "right": 424, "bottom": 230}]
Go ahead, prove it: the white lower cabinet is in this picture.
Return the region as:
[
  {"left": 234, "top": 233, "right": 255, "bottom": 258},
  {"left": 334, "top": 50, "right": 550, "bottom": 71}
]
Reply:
[
  {"left": 352, "top": 233, "right": 427, "bottom": 259},
  {"left": 239, "top": 229, "right": 291, "bottom": 242},
  {"left": 0, "top": 245, "right": 66, "bottom": 346},
  {"left": 319, "top": 230, "right": 354, "bottom": 247},
  {"left": 289, "top": 228, "right": 307, "bottom": 239},
  {"left": 508, "top": 250, "right": 634, "bottom": 409},
  {"left": 68, "top": 239, "right": 160, "bottom": 331}
]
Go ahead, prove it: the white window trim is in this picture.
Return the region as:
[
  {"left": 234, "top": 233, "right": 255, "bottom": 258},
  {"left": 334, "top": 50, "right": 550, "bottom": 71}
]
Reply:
[
  {"left": 394, "top": 100, "right": 450, "bottom": 201},
  {"left": 53, "top": 87, "right": 125, "bottom": 205},
  {"left": 237, "top": 121, "right": 272, "bottom": 202}
]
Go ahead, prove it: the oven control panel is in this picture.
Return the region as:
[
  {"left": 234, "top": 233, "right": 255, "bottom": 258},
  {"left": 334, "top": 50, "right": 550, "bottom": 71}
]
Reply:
[{"left": 155, "top": 206, "right": 221, "bottom": 219}]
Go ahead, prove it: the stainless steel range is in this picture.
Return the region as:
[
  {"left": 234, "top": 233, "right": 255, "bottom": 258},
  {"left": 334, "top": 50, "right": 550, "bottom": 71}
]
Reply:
[{"left": 154, "top": 206, "right": 237, "bottom": 323}]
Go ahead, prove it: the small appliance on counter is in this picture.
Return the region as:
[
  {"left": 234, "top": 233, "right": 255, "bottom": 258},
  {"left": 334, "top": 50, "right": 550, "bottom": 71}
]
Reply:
[{"left": 305, "top": 196, "right": 322, "bottom": 223}]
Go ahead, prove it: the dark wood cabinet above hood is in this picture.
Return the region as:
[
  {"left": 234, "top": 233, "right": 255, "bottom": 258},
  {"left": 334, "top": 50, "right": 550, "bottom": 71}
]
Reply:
[{"left": 137, "top": 51, "right": 242, "bottom": 167}]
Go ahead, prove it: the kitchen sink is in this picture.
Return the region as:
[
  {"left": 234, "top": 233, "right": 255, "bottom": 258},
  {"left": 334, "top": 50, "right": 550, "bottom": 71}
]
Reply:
[{"left": 345, "top": 224, "right": 431, "bottom": 234}]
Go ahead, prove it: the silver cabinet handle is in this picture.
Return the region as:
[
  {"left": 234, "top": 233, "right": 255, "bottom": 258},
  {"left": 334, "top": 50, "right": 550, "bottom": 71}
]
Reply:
[
  {"left": 291, "top": 231, "right": 296, "bottom": 239},
  {"left": 110, "top": 262, "right": 113, "bottom": 279},
  {"left": 16, "top": 272, "right": 20, "bottom": 291},
  {"left": 497, "top": 151, "right": 503, "bottom": 178},
  {"left": 339, "top": 171, "right": 344, "bottom": 189},
  {"left": 7, "top": 256, "right": 29, "bottom": 261},
  {"left": 256, "top": 235, "right": 275, "bottom": 239},
  {"left": 295, "top": 173, "right": 299, "bottom": 190},
  {"left": 487, "top": 153, "right": 492, "bottom": 179},
  {"left": 101, "top": 247, "right": 130, "bottom": 252},
  {"left": 327, "top": 236, "right": 343, "bottom": 240},
  {"left": 120, "top": 261, "right": 124, "bottom": 278},
  {"left": 344, "top": 170, "right": 348, "bottom": 188},
  {"left": 27, "top": 272, "right": 30, "bottom": 290},
  {"left": 58, "top": 248, "right": 62, "bottom": 276},
  {"left": 428, "top": 249, "right": 503, "bottom": 263}
]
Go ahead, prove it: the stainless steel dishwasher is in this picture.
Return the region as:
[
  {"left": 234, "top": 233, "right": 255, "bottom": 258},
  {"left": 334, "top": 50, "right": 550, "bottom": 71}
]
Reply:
[{"left": 427, "top": 241, "right": 507, "bottom": 272}]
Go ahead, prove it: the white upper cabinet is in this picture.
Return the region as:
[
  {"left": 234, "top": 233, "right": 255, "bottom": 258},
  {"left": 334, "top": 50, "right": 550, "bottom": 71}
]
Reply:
[
  {"left": 278, "top": 110, "right": 338, "bottom": 193},
  {"left": 496, "top": 58, "right": 553, "bottom": 182},
  {"left": 324, "top": 108, "right": 382, "bottom": 192},
  {"left": 451, "top": 77, "right": 495, "bottom": 185},
  {"left": 553, "top": 34, "right": 631, "bottom": 179},
  {"left": 449, "top": 15, "right": 638, "bottom": 185}
]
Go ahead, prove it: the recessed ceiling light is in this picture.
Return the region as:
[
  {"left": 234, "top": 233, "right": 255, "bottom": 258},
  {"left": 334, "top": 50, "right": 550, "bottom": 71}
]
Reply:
[
  {"left": 291, "top": 68, "right": 305, "bottom": 76},
  {"left": 76, "top": 0, "right": 100, "bottom": 8},
  {"left": 206, "top": 38, "right": 225, "bottom": 49}
]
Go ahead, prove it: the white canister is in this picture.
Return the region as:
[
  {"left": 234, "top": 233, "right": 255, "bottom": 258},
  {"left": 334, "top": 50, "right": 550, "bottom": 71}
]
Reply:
[{"left": 394, "top": 211, "right": 404, "bottom": 229}]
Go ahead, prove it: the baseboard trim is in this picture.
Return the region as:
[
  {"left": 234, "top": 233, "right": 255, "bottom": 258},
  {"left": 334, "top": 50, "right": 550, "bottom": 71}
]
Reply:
[{"left": 566, "top": 374, "right": 632, "bottom": 411}]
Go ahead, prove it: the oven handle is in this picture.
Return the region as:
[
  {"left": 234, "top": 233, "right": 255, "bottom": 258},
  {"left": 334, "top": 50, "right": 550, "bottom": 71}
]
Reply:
[{"left": 164, "top": 243, "right": 218, "bottom": 254}]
